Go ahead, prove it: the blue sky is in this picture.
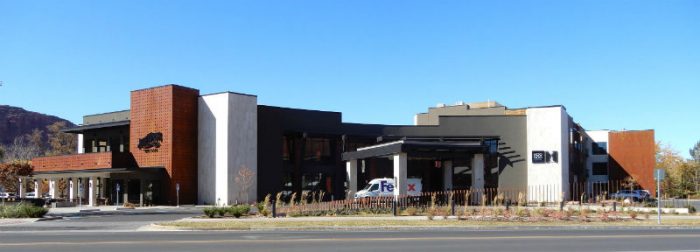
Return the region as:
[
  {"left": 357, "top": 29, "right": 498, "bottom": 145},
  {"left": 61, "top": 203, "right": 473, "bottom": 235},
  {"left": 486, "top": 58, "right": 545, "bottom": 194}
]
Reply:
[{"left": 1, "top": 1, "right": 698, "bottom": 157}]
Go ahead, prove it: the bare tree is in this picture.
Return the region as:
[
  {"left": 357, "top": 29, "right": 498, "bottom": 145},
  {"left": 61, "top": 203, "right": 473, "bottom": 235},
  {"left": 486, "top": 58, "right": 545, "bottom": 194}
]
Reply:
[
  {"left": 57, "top": 178, "right": 68, "bottom": 198},
  {"left": 234, "top": 165, "right": 256, "bottom": 203},
  {"left": 4, "top": 135, "right": 42, "bottom": 162},
  {"left": 46, "top": 121, "right": 76, "bottom": 156}
]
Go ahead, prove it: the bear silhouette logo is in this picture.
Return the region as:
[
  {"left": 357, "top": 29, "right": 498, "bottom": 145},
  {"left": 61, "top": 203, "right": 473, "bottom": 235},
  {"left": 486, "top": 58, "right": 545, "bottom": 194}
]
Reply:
[{"left": 138, "top": 132, "right": 163, "bottom": 151}]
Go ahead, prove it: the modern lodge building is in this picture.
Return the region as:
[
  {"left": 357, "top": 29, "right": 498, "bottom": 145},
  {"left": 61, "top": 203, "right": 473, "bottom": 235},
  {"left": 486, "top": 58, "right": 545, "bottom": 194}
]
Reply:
[{"left": 25, "top": 84, "right": 655, "bottom": 206}]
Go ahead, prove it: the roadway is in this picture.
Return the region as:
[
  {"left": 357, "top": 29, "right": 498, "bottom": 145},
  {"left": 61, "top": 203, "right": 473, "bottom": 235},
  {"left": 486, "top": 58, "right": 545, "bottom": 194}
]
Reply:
[{"left": 0, "top": 229, "right": 699, "bottom": 252}]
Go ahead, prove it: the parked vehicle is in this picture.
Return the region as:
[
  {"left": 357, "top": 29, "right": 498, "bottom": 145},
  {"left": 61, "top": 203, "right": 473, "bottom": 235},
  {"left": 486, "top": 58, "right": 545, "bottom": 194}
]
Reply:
[
  {"left": 635, "top": 190, "right": 652, "bottom": 199},
  {"left": 0, "top": 192, "right": 16, "bottom": 199},
  {"left": 25, "top": 192, "right": 36, "bottom": 198},
  {"left": 354, "top": 178, "right": 422, "bottom": 198},
  {"left": 610, "top": 190, "right": 649, "bottom": 202}
]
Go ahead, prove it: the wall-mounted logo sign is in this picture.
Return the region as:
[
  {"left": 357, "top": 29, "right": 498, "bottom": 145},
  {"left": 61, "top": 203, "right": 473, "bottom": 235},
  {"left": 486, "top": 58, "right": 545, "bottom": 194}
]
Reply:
[
  {"left": 532, "top": 150, "right": 558, "bottom": 164},
  {"left": 138, "top": 132, "right": 163, "bottom": 153}
]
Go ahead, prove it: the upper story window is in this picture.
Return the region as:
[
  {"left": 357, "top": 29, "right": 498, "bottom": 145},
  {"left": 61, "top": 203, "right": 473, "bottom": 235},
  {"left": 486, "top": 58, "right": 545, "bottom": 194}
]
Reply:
[
  {"left": 91, "top": 139, "right": 110, "bottom": 153},
  {"left": 282, "top": 136, "right": 292, "bottom": 161},
  {"left": 592, "top": 142, "right": 607, "bottom": 155},
  {"left": 592, "top": 162, "right": 608, "bottom": 175},
  {"left": 305, "top": 138, "right": 332, "bottom": 162}
]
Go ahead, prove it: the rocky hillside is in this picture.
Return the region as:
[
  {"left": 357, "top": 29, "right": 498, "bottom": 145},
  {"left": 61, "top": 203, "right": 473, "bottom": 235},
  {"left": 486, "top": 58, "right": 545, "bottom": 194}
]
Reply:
[{"left": 0, "top": 105, "right": 76, "bottom": 146}]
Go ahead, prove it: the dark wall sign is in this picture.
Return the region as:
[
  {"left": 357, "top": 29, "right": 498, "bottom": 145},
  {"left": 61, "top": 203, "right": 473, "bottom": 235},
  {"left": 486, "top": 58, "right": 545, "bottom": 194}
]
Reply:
[
  {"left": 532, "top": 150, "right": 558, "bottom": 164},
  {"left": 138, "top": 132, "right": 163, "bottom": 153}
]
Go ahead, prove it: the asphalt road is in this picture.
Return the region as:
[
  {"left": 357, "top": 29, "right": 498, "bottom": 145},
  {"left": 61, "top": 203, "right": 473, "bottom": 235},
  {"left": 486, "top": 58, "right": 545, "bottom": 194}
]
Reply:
[{"left": 0, "top": 229, "right": 699, "bottom": 252}]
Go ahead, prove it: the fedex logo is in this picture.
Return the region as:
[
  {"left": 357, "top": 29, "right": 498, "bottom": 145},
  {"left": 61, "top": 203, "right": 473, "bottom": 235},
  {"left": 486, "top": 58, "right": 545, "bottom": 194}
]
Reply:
[
  {"left": 380, "top": 180, "right": 394, "bottom": 192},
  {"left": 408, "top": 183, "right": 416, "bottom": 192}
]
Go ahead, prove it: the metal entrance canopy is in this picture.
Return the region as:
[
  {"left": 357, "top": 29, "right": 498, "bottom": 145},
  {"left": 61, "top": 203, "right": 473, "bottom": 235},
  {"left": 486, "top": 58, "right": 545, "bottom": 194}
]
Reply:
[{"left": 341, "top": 139, "right": 494, "bottom": 161}]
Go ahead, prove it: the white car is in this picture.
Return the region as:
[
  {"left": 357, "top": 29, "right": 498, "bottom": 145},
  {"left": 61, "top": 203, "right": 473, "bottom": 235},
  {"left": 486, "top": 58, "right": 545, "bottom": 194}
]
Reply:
[{"left": 0, "top": 192, "right": 16, "bottom": 198}]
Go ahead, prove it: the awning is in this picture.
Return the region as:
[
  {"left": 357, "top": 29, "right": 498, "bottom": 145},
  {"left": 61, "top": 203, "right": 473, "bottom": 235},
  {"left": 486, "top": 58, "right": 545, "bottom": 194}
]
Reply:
[
  {"left": 32, "top": 167, "right": 165, "bottom": 178},
  {"left": 62, "top": 120, "right": 130, "bottom": 133},
  {"left": 341, "top": 140, "right": 492, "bottom": 161}
]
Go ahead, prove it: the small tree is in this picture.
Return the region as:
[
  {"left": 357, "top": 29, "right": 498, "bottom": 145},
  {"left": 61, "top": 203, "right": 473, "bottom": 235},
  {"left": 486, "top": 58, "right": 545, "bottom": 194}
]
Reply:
[
  {"left": 57, "top": 178, "right": 68, "bottom": 198},
  {"left": 0, "top": 161, "right": 33, "bottom": 192},
  {"left": 234, "top": 165, "right": 255, "bottom": 203}
]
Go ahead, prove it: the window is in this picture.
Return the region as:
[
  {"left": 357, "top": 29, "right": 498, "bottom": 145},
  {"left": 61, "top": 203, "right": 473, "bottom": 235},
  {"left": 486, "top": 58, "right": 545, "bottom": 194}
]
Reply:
[
  {"left": 592, "top": 162, "right": 608, "bottom": 175},
  {"left": 304, "top": 138, "right": 332, "bottom": 162},
  {"left": 282, "top": 136, "right": 292, "bottom": 161},
  {"left": 592, "top": 142, "right": 607, "bottom": 155},
  {"left": 484, "top": 139, "right": 498, "bottom": 154}
]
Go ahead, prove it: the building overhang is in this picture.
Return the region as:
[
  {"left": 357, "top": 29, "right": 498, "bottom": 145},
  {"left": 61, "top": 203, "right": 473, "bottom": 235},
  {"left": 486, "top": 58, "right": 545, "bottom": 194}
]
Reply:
[
  {"left": 341, "top": 139, "right": 493, "bottom": 161},
  {"left": 31, "top": 167, "right": 166, "bottom": 179},
  {"left": 62, "top": 120, "right": 130, "bottom": 134}
]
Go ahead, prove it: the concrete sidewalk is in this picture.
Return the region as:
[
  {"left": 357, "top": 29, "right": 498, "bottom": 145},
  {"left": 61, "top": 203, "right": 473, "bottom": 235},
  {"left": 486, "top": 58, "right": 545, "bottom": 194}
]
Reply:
[{"left": 47, "top": 205, "right": 199, "bottom": 215}]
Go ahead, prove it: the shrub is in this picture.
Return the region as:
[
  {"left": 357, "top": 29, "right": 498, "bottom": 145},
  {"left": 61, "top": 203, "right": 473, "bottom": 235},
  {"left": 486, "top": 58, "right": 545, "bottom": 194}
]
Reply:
[
  {"left": 239, "top": 204, "right": 251, "bottom": 215},
  {"left": 441, "top": 207, "right": 451, "bottom": 219},
  {"left": 203, "top": 207, "right": 217, "bottom": 218},
  {"left": 533, "top": 208, "right": 547, "bottom": 217},
  {"left": 426, "top": 209, "right": 435, "bottom": 221},
  {"left": 686, "top": 205, "right": 697, "bottom": 214},
  {"left": 515, "top": 208, "right": 530, "bottom": 217},
  {"left": 226, "top": 205, "right": 251, "bottom": 218},
  {"left": 403, "top": 207, "right": 418, "bottom": 216},
  {"left": 494, "top": 208, "right": 505, "bottom": 217},
  {"left": 565, "top": 208, "right": 575, "bottom": 218},
  {"left": 229, "top": 207, "right": 243, "bottom": 218},
  {"left": 0, "top": 203, "right": 48, "bottom": 218},
  {"left": 628, "top": 210, "right": 638, "bottom": 220}
]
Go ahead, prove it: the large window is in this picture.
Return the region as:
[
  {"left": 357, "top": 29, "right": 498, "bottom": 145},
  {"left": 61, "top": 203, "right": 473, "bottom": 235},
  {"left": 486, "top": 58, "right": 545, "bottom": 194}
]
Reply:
[
  {"left": 592, "top": 142, "right": 607, "bottom": 155},
  {"left": 592, "top": 162, "right": 608, "bottom": 175},
  {"left": 304, "top": 138, "right": 332, "bottom": 162}
]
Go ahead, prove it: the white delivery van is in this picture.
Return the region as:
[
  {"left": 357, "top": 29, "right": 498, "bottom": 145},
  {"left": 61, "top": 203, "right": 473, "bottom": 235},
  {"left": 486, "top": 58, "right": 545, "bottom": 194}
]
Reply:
[{"left": 353, "top": 178, "right": 422, "bottom": 198}]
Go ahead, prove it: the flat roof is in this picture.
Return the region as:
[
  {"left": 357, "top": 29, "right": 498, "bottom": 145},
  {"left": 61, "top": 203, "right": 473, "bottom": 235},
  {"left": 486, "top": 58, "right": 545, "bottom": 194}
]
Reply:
[{"left": 63, "top": 120, "right": 130, "bottom": 133}]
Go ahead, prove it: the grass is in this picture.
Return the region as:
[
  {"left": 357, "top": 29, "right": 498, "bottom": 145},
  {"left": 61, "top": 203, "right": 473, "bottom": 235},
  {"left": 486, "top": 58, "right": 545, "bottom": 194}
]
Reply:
[{"left": 158, "top": 218, "right": 700, "bottom": 231}]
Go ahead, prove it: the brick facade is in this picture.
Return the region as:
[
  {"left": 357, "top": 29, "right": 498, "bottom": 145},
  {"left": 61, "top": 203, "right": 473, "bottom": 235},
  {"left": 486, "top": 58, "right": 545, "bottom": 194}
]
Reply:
[
  {"left": 130, "top": 85, "right": 199, "bottom": 204},
  {"left": 33, "top": 152, "right": 113, "bottom": 172}
]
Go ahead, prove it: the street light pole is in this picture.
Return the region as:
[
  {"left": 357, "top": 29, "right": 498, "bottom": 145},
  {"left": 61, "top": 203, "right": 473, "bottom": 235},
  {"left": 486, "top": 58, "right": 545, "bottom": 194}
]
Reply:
[{"left": 657, "top": 169, "right": 662, "bottom": 225}]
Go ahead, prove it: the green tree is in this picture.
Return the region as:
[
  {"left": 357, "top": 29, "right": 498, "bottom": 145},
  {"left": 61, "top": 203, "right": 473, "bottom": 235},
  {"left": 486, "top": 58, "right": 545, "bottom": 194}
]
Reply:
[
  {"left": 689, "top": 140, "right": 700, "bottom": 194},
  {"left": 657, "top": 142, "right": 700, "bottom": 197},
  {"left": 691, "top": 141, "right": 700, "bottom": 162}
]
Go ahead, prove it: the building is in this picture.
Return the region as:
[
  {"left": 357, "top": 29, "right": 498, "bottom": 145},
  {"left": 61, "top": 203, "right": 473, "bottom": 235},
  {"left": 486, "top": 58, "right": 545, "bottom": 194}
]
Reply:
[{"left": 26, "top": 84, "right": 656, "bottom": 206}]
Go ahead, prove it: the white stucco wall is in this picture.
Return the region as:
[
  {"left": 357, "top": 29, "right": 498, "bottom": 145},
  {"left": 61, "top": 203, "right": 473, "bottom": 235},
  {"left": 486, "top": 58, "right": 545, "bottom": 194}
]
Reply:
[
  {"left": 77, "top": 134, "right": 84, "bottom": 154},
  {"left": 198, "top": 92, "right": 258, "bottom": 205},
  {"left": 526, "top": 106, "right": 570, "bottom": 202}
]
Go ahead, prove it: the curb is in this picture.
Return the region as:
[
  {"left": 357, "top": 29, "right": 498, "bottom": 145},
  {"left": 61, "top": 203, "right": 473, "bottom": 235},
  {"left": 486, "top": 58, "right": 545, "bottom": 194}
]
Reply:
[
  {"left": 36, "top": 216, "right": 63, "bottom": 222},
  {"left": 149, "top": 223, "right": 700, "bottom": 232}
]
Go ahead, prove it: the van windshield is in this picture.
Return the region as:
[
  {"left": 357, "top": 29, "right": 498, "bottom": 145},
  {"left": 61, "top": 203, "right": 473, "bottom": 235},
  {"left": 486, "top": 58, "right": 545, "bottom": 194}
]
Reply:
[{"left": 363, "top": 183, "right": 379, "bottom": 191}]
